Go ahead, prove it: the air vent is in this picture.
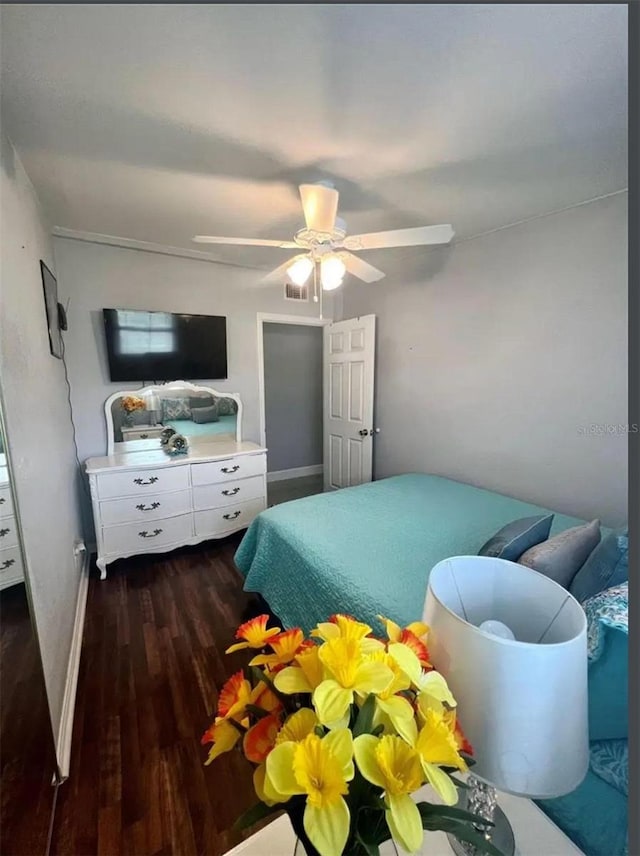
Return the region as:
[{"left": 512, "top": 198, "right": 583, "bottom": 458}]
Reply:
[{"left": 284, "top": 281, "right": 309, "bottom": 301}]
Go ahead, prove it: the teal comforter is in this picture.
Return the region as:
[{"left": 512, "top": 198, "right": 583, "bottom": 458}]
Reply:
[{"left": 234, "top": 473, "right": 584, "bottom": 632}]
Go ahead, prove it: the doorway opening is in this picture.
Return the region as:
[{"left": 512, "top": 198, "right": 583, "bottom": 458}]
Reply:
[{"left": 258, "top": 315, "right": 327, "bottom": 506}]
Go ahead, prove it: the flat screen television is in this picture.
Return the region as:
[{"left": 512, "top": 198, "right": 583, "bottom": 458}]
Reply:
[{"left": 103, "top": 308, "right": 228, "bottom": 382}]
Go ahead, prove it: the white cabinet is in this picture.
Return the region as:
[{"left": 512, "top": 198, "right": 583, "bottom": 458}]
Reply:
[
  {"left": 0, "top": 477, "right": 24, "bottom": 591},
  {"left": 86, "top": 440, "right": 267, "bottom": 579}
]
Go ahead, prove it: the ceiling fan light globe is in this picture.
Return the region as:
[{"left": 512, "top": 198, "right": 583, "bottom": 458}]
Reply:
[
  {"left": 287, "top": 256, "right": 314, "bottom": 286},
  {"left": 321, "top": 254, "right": 346, "bottom": 291}
]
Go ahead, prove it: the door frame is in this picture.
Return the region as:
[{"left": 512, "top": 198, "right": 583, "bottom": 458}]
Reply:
[{"left": 256, "top": 313, "right": 332, "bottom": 449}]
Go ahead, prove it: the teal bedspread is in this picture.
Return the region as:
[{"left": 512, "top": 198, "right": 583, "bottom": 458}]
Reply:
[
  {"left": 234, "top": 473, "right": 584, "bottom": 633},
  {"left": 164, "top": 415, "right": 236, "bottom": 437}
]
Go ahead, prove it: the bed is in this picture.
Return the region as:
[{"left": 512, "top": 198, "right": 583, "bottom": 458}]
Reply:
[
  {"left": 235, "top": 473, "right": 626, "bottom": 856},
  {"left": 163, "top": 414, "right": 237, "bottom": 437},
  {"left": 234, "top": 473, "right": 585, "bottom": 633}
]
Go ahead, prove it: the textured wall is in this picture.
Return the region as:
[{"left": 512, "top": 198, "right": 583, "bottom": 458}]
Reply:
[
  {"left": 342, "top": 193, "right": 628, "bottom": 527},
  {"left": 0, "top": 134, "right": 84, "bottom": 746},
  {"left": 263, "top": 323, "right": 323, "bottom": 472}
]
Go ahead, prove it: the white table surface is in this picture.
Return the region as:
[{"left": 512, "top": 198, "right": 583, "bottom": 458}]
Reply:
[{"left": 223, "top": 785, "right": 585, "bottom": 856}]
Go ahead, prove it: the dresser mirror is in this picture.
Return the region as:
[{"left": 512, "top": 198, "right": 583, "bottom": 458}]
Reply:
[
  {"left": 0, "top": 389, "right": 60, "bottom": 853},
  {"left": 105, "top": 380, "right": 242, "bottom": 455}
]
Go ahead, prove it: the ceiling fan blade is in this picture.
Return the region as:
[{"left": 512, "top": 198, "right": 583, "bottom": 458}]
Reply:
[
  {"left": 259, "top": 254, "right": 306, "bottom": 285},
  {"left": 342, "top": 224, "right": 454, "bottom": 251},
  {"left": 339, "top": 251, "right": 385, "bottom": 283},
  {"left": 299, "top": 184, "right": 339, "bottom": 233},
  {"left": 193, "top": 235, "right": 298, "bottom": 248}
]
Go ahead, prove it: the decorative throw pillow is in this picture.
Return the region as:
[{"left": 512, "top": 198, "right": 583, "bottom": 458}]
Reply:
[
  {"left": 191, "top": 405, "right": 219, "bottom": 424},
  {"left": 584, "top": 582, "right": 628, "bottom": 740},
  {"left": 517, "top": 519, "right": 601, "bottom": 588},
  {"left": 570, "top": 527, "right": 629, "bottom": 604},
  {"left": 478, "top": 514, "right": 554, "bottom": 561},
  {"left": 161, "top": 396, "right": 192, "bottom": 421},
  {"left": 189, "top": 394, "right": 215, "bottom": 410},
  {"left": 216, "top": 397, "right": 237, "bottom": 416},
  {"left": 590, "top": 740, "right": 628, "bottom": 796}
]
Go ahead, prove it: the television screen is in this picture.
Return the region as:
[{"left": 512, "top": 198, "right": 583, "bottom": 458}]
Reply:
[{"left": 103, "top": 309, "right": 228, "bottom": 382}]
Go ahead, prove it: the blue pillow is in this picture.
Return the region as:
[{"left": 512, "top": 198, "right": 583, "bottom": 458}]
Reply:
[
  {"left": 584, "top": 582, "right": 628, "bottom": 741},
  {"left": 570, "top": 528, "right": 628, "bottom": 603},
  {"left": 478, "top": 514, "right": 554, "bottom": 561}
]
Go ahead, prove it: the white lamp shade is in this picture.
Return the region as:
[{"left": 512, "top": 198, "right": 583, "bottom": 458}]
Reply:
[
  {"left": 145, "top": 393, "right": 160, "bottom": 411},
  {"left": 422, "top": 556, "right": 589, "bottom": 799}
]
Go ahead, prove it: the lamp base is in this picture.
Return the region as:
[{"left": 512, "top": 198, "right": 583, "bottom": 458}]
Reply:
[{"left": 447, "top": 777, "right": 515, "bottom": 856}]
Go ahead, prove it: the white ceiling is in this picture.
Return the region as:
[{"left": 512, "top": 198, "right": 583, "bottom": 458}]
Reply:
[{"left": 0, "top": 4, "right": 628, "bottom": 273}]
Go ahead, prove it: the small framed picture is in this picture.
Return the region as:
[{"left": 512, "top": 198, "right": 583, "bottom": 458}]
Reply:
[{"left": 40, "top": 260, "right": 63, "bottom": 359}]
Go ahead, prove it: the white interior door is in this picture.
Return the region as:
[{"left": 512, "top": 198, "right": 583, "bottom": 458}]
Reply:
[{"left": 323, "top": 315, "right": 376, "bottom": 490}]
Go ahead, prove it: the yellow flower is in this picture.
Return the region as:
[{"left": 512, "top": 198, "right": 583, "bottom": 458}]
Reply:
[
  {"left": 266, "top": 730, "right": 355, "bottom": 856},
  {"left": 274, "top": 645, "right": 325, "bottom": 694},
  {"left": 387, "top": 642, "right": 456, "bottom": 721},
  {"left": 365, "top": 651, "right": 417, "bottom": 744},
  {"left": 201, "top": 718, "right": 242, "bottom": 765},
  {"left": 312, "top": 614, "right": 385, "bottom": 654},
  {"left": 225, "top": 615, "right": 282, "bottom": 653},
  {"left": 276, "top": 708, "right": 319, "bottom": 745},
  {"left": 378, "top": 615, "right": 429, "bottom": 643},
  {"left": 251, "top": 710, "right": 320, "bottom": 809},
  {"left": 217, "top": 670, "right": 253, "bottom": 720},
  {"left": 354, "top": 734, "right": 424, "bottom": 854},
  {"left": 313, "top": 637, "right": 394, "bottom": 725},
  {"left": 249, "top": 628, "right": 306, "bottom": 669},
  {"left": 413, "top": 708, "right": 468, "bottom": 805}
]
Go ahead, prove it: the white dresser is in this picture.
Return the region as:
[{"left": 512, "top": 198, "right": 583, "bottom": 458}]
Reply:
[
  {"left": 86, "top": 438, "right": 267, "bottom": 579},
  {"left": 0, "top": 465, "right": 25, "bottom": 591}
]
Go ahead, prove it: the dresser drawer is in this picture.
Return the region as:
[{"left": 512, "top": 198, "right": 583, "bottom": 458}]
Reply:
[
  {"left": 0, "top": 545, "right": 24, "bottom": 589},
  {"left": 0, "top": 517, "right": 19, "bottom": 550},
  {"left": 0, "top": 487, "right": 14, "bottom": 519},
  {"left": 193, "top": 475, "right": 264, "bottom": 511},
  {"left": 99, "top": 489, "right": 191, "bottom": 526},
  {"left": 194, "top": 498, "right": 265, "bottom": 538},
  {"left": 191, "top": 454, "right": 266, "bottom": 486},
  {"left": 96, "top": 465, "right": 189, "bottom": 499},
  {"left": 102, "top": 513, "right": 193, "bottom": 556}
]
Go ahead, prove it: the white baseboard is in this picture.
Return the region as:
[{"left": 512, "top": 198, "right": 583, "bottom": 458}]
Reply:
[
  {"left": 267, "top": 465, "right": 323, "bottom": 483},
  {"left": 56, "top": 547, "right": 90, "bottom": 780}
]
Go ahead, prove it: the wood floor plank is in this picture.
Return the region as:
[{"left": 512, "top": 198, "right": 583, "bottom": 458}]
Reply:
[{"left": 50, "top": 534, "right": 271, "bottom": 856}]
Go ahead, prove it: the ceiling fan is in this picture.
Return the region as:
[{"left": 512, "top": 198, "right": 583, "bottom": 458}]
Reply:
[{"left": 193, "top": 182, "right": 454, "bottom": 293}]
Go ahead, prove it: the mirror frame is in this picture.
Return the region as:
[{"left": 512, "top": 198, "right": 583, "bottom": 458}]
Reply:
[{"left": 104, "top": 380, "right": 243, "bottom": 454}]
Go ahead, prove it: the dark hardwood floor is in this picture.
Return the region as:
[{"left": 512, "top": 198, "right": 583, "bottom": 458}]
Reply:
[
  {"left": 51, "top": 534, "right": 277, "bottom": 856},
  {"left": 1, "top": 582, "right": 59, "bottom": 856}
]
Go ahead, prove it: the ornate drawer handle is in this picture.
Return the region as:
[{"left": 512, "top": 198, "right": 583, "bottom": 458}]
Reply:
[
  {"left": 221, "top": 465, "right": 240, "bottom": 474},
  {"left": 136, "top": 502, "right": 161, "bottom": 511},
  {"left": 0, "top": 497, "right": 5, "bottom": 504},
  {"left": 223, "top": 511, "right": 241, "bottom": 520},
  {"left": 0, "top": 528, "right": 10, "bottom": 538},
  {"left": 1, "top": 559, "right": 15, "bottom": 570},
  {"left": 139, "top": 528, "right": 163, "bottom": 538},
  {"left": 140, "top": 433, "right": 149, "bottom": 439},
  {"left": 133, "top": 476, "right": 159, "bottom": 485},
  {"left": 222, "top": 487, "right": 240, "bottom": 496}
]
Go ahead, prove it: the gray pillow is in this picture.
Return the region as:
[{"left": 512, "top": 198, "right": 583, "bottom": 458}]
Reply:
[
  {"left": 191, "top": 404, "right": 219, "bottom": 424},
  {"left": 189, "top": 394, "right": 215, "bottom": 410},
  {"left": 478, "top": 514, "right": 554, "bottom": 561},
  {"left": 518, "top": 519, "right": 601, "bottom": 588},
  {"left": 161, "top": 396, "right": 191, "bottom": 420},
  {"left": 216, "top": 396, "right": 237, "bottom": 416},
  {"left": 569, "top": 528, "right": 628, "bottom": 603}
]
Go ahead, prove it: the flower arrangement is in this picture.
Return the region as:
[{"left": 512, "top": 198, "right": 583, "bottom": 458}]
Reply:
[
  {"left": 203, "top": 614, "right": 500, "bottom": 856},
  {"left": 165, "top": 432, "right": 189, "bottom": 456},
  {"left": 120, "top": 394, "right": 146, "bottom": 426},
  {"left": 160, "top": 426, "right": 177, "bottom": 445}
]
